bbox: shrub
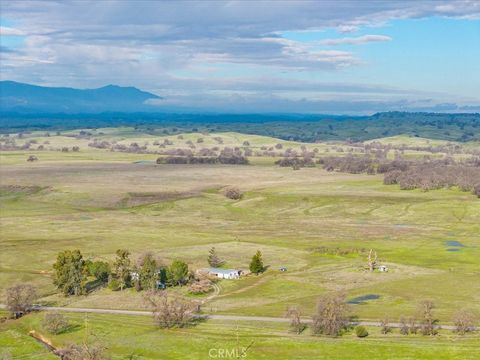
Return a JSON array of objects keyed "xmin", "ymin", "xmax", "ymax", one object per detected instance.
[
  {"xmin": 225, "ymin": 187, "xmax": 242, "ymax": 200},
  {"xmin": 188, "ymin": 279, "xmax": 213, "ymax": 294},
  {"xmin": 60, "ymin": 342, "xmax": 107, "ymax": 360},
  {"xmin": 473, "ymin": 183, "xmax": 480, "ymax": 198},
  {"xmin": 42, "ymin": 312, "xmax": 70, "ymax": 334},
  {"xmin": 355, "ymin": 326, "xmax": 368, "ymax": 338},
  {"xmin": 87, "ymin": 261, "xmax": 110, "ymax": 283},
  {"xmin": 108, "ymin": 277, "xmax": 120, "ymax": 291}
]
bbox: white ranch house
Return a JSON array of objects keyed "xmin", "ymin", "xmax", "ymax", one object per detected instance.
[{"xmin": 208, "ymin": 268, "xmax": 242, "ymax": 279}]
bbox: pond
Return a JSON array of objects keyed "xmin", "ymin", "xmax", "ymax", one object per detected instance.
[
  {"xmin": 445, "ymin": 240, "xmax": 464, "ymax": 247},
  {"xmin": 347, "ymin": 294, "xmax": 380, "ymax": 305},
  {"xmin": 445, "ymin": 240, "xmax": 465, "ymax": 252},
  {"xmin": 133, "ymin": 160, "xmax": 156, "ymax": 164}
]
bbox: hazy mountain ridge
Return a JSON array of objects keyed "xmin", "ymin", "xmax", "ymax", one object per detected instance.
[
  {"xmin": 0, "ymin": 81, "xmax": 161, "ymax": 113},
  {"xmin": 1, "ymin": 82, "xmax": 479, "ymax": 142}
]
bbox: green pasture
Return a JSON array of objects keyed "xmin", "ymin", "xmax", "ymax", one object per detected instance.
[
  {"xmin": 1, "ymin": 130, "xmax": 479, "ymax": 358},
  {"xmin": 1, "ymin": 312, "xmax": 479, "ymax": 359}
]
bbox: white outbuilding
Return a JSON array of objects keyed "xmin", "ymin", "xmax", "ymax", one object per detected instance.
[{"xmin": 208, "ymin": 268, "xmax": 242, "ymax": 279}]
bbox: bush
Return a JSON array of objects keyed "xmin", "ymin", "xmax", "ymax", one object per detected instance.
[
  {"xmin": 225, "ymin": 187, "xmax": 242, "ymax": 200},
  {"xmin": 60, "ymin": 342, "xmax": 107, "ymax": 360},
  {"xmin": 108, "ymin": 277, "xmax": 120, "ymax": 291},
  {"xmin": 87, "ymin": 261, "xmax": 110, "ymax": 283},
  {"xmin": 355, "ymin": 326, "xmax": 368, "ymax": 338},
  {"xmin": 42, "ymin": 312, "xmax": 70, "ymax": 334},
  {"xmin": 473, "ymin": 183, "xmax": 480, "ymax": 198},
  {"xmin": 188, "ymin": 279, "xmax": 213, "ymax": 294}
]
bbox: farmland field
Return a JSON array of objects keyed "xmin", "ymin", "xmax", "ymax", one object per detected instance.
[{"xmin": 1, "ymin": 128, "xmax": 479, "ymax": 359}]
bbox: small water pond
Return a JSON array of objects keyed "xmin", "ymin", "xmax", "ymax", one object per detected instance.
[
  {"xmin": 347, "ymin": 294, "xmax": 380, "ymax": 305},
  {"xmin": 445, "ymin": 240, "xmax": 465, "ymax": 252},
  {"xmin": 133, "ymin": 160, "xmax": 156, "ymax": 164},
  {"xmin": 445, "ymin": 240, "xmax": 464, "ymax": 247}
]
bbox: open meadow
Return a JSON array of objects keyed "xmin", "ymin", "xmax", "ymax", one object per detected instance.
[{"xmin": 1, "ymin": 128, "xmax": 479, "ymax": 358}]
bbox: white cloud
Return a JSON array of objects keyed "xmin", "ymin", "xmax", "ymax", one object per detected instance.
[
  {"xmin": 320, "ymin": 34, "xmax": 392, "ymax": 46},
  {"xmin": 336, "ymin": 25, "xmax": 360, "ymax": 33},
  {"xmin": 0, "ymin": 26, "xmax": 25, "ymax": 36},
  {"xmin": 0, "ymin": 0, "xmax": 479, "ymax": 112}
]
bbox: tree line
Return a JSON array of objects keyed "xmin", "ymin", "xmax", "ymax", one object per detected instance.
[
  {"xmin": 315, "ymin": 154, "xmax": 480, "ymax": 196},
  {"xmin": 286, "ymin": 292, "xmax": 477, "ymax": 337}
]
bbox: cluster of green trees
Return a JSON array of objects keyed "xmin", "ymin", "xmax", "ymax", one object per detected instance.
[
  {"xmin": 52, "ymin": 249, "xmax": 190, "ymax": 296},
  {"xmin": 207, "ymin": 247, "xmax": 265, "ymax": 275}
]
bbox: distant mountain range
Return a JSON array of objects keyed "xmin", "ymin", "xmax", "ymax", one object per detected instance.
[{"xmin": 0, "ymin": 81, "xmax": 162, "ymax": 113}]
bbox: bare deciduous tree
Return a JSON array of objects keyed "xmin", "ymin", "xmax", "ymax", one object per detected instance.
[
  {"xmin": 366, "ymin": 249, "xmax": 377, "ymax": 272},
  {"xmin": 285, "ymin": 306, "xmax": 305, "ymax": 334},
  {"xmin": 418, "ymin": 300, "xmax": 437, "ymax": 335},
  {"xmin": 60, "ymin": 342, "xmax": 109, "ymax": 360},
  {"xmin": 5, "ymin": 284, "xmax": 37, "ymax": 318},
  {"xmin": 409, "ymin": 317, "xmax": 418, "ymax": 334},
  {"xmin": 380, "ymin": 316, "xmax": 391, "ymax": 334},
  {"xmin": 143, "ymin": 290, "xmax": 197, "ymax": 328},
  {"xmin": 399, "ymin": 316, "xmax": 409, "ymax": 335},
  {"xmin": 311, "ymin": 292, "xmax": 349, "ymax": 336},
  {"xmin": 453, "ymin": 309, "xmax": 476, "ymax": 335}
]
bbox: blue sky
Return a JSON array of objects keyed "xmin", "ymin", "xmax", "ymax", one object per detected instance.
[
  {"xmin": 281, "ymin": 17, "xmax": 480, "ymax": 98},
  {"xmin": 1, "ymin": 0, "xmax": 479, "ymax": 114}
]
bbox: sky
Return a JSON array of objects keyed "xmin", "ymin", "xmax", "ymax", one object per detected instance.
[{"xmin": 0, "ymin": 0, "xmax": 479, "ymax": 114}]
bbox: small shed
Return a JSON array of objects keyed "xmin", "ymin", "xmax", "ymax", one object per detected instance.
[
  {"xmin": 378, "ymin": 265, "xmax": 389, "ymax": 272},
  {"xmin": 208, "ymin": 268, "xmax": 242, "ymax": 279}
]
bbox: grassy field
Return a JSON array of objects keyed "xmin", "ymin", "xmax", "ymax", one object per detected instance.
[
  {"xmin": 1, "ymin": 311, "xmax": 480, "ymax": 360},
  {"xmin": 1, "ymin": 128, "xmax": 479, "ymax": 358}
]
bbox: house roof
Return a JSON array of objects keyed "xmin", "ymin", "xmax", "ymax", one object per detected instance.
[{"xmin": 208, "ymin": 268, "xmax": 240, "ymax": 275}]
